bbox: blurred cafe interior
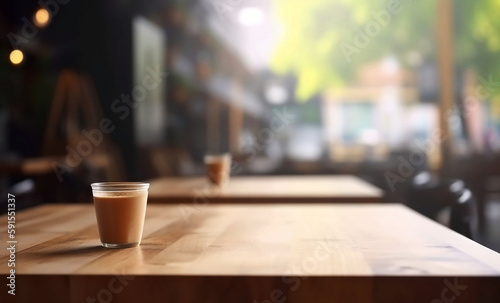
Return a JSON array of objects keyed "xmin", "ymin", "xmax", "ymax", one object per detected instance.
[{"xmin": 1, "ymin": 0, "xmax": 500, "ymax": 301}]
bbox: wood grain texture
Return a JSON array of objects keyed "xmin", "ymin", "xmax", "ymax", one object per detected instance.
[
  {"xmin": 148, "ymin": 175, "xmax": 384, "ymax": 203},
  {"xmin": 1, "ymin": 203, "xmax": 500, "ymax": 303}
]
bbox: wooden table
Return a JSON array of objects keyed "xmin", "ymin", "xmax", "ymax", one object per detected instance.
[
  {"xmin": 0, "ymin": 156, "xmax": 62, "ymax": 175},
  {"xmin": 1, "ymin": 203, "xmax": 500, "ymax": 303},
  {"xmin": 148, "ymin": 175, "xmax": 384, "ymax": 203}
]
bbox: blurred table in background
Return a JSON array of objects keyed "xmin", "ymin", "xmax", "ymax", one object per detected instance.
[
  {"xmin": 148, "ymin": 175, "xmax": 384, "ymax": 203},
  {"xmin": 0, "ymin": 156, "xmax": 62, "ymax": 176},
  {"xmin": 2, "ymin": 203, "xmax": 499, "ymax": 302}
]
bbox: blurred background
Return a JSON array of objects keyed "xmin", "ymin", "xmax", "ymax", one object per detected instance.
[{"xmin": 1, "ymin": 0, "xmax": 500, "ymax": 250}]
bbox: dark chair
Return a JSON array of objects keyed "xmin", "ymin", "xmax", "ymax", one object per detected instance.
[
  {"xmin": 449, "ymin": 188, "xmax": 477, "ymax": 239},
  {"xmin": 406, "ymin": 171, "xmax": 478, "ymax": 239}
]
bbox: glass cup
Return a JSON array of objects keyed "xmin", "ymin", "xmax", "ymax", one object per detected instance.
[
  {"xmin": 91, "ymin": 182, "xmax": 149, "ymax": 248},
  {"xmin": 204, "ymin": 153, "xmax": 231, "ymax": 186}
]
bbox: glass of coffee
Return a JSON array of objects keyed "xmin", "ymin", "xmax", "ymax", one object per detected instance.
[
  {"xmin": 204, "ymin": 153, "xmax": 231, "ymax": 186},
  {"xmin": 91, "ymin": 182, "xmax": 149, "ymax": 248}
]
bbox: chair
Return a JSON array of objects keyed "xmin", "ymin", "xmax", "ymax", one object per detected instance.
[
  {"xmin": 449, "ymin": 188, "xmax": 477, "ymax": 239},
  {"xmin": 407, "ymin": 171, "xmax": 478, "ymax": 239}
]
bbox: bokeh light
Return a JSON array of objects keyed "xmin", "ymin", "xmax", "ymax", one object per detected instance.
[
  {"xmin": 9, "ymin": 49, "xmax": 24, "ymax": 65},
  {"xmin": 34, "ymin": 8, "xmax": 50, "ymax": 27},
  {"xmin": 238, "ymin": 7, "xmax": 264, "ymax": 27}
]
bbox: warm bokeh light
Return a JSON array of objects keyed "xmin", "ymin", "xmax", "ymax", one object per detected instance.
[
  {"xmin": 34, "ymin": 8, "xmax": 50, "ymax": 27},
  {"xmin": 9, "ymin": 49, "xmax": 24, "ymax": 65}
]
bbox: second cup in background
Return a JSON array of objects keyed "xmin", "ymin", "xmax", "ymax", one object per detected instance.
[{"xmin": 204, "ymin": 153, "xmax": 231, "ymax": 186}]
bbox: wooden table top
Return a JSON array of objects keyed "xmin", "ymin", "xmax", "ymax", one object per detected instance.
[
  {"xmin": 1, "ymin": 203, "xmax": 499, "ymax": 303},
  {"xmin": 148, "ymin": 175, "xmax": 384, "ymax": 203}
]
